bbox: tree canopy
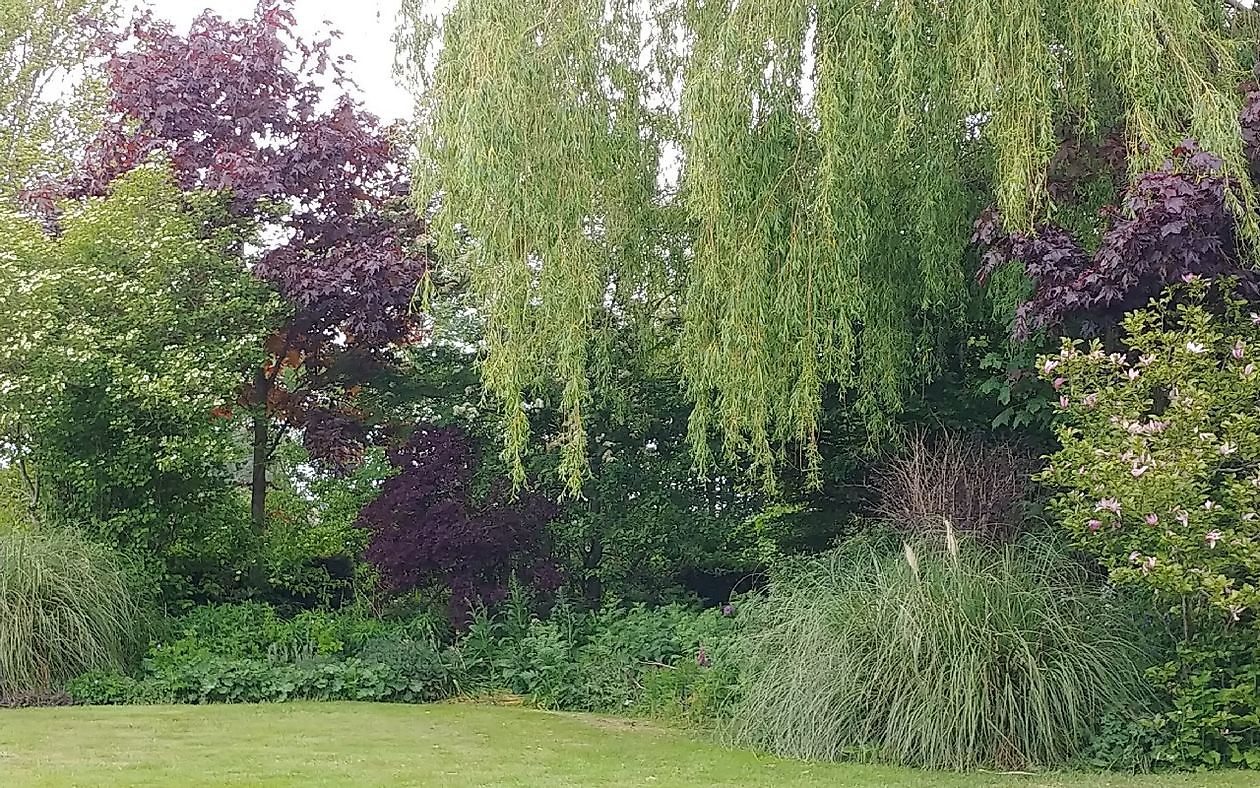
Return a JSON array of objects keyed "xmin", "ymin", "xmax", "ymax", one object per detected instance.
[{"xmin": 401, "ymin": 0, "xmax": 1260, "ymax": 493}]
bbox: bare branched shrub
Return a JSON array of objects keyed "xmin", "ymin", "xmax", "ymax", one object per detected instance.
[{"xmin": 871, "ymin": 431, "xmax": 1037, "ymax": 542}]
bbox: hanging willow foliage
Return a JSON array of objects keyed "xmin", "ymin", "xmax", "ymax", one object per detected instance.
[{"xmin": 400, "ymin": 0, "xmax": 1260, "ymax": 494}]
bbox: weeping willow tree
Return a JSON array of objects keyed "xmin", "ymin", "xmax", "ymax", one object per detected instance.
[{"xmin": 400, "ymin": 0, "xmax": 1260, "ymax": 494}]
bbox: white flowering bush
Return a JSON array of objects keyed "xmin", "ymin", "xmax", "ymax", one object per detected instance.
[{"xmin": 1040, "ymin": 283, "xmax": 1260, "ymax": 623}]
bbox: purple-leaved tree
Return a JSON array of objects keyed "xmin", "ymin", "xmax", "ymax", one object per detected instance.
[{"xmin": 61, "ymin": 0, "xmax": 429, "ymax": 533}]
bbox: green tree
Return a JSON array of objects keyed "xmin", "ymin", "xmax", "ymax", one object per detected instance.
[
  {"xmin": 401, "ymin": 0, "xmax": 1260, "ymax": 492},
  {"xmin": 0, "ymin": 0, "xmax": 115, "ymax": 197},
  {"xmin": 0, "ymin": 165, "xmax": 281, "ymax": 593}
]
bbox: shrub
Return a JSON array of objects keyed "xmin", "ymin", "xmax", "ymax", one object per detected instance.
[
  {"xmin": 871, "ymin": 430, "xmax": 1036, "ymax": 541},
  {"xmin": 357, "ymin": 426, "xmax": 560, "ymax": 619},
  {"xmin": 731, "ymin": 535, "xmax": 1152, "ymax": 770},
  {"xmin": 0, "ymin": 527, "xmax": 148, "ymax": 697},
  {"xmin": 1039, "ymin": 284, "xmax": 1260, "ymax": 626},
  {"xmin": 1038, "ymin": 284, "xmax": 1260, "ymax": 769}
]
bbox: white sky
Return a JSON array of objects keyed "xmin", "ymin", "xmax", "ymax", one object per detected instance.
[{"xmin": 141, "ymin": 0, "xmax": 415, "ymax": 121}]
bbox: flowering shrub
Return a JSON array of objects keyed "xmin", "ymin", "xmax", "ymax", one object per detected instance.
[{"xmin": 1040, "ymin": 283, "xmax": 1260, "ymax": 624}]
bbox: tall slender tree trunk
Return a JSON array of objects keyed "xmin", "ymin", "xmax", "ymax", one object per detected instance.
[{"xmin": 250, "ymin": 411, "xmax": 268, "ymax": 534}]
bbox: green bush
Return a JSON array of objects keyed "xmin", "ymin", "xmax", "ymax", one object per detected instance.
[
  {"xmin": 0, "ymin": 527, "xmax": 149, "ymax": 697},
  {"xmin": 1040, "ymin": 285, "xmax": 1260, "ymax": 626},
  {"xmin": 65, "ymin": 589, "xmax": 740, "ymax": 724},
  {"xmin": 731, "ymin": 535, "xmax": 1152, "ymax": 770}
]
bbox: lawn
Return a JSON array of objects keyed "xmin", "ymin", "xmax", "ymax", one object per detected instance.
[{"xmin": 0, "ymin": 702, "xmax": 1253, "ymax": 788}]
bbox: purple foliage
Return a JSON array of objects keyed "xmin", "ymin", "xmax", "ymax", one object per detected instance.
[
  {"xmin": 59, "ymin": 0, "xmax": 427, "ymax": 463},
  {"xmin": 358, "ymin": 426, "xmax": 561, "ymax": 618},
  {"xmin": 977, "ymin": 142, "xmax": 1260, "ymax": 339}
]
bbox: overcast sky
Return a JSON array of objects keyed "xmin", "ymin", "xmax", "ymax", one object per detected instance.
[{"xmin": 142, "ymin": 0, "xmax": 418, "ymax": 121}]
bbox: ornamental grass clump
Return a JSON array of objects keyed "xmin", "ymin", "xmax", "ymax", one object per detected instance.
[
  {"xmin": 0, "ymin": 527, "xmax": 146, "ymax": 696},
  {"xmin": 731, "ymin": 530, "xmax": 1151, "ymax": 770}
]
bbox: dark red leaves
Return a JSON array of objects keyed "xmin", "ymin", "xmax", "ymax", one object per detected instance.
[
  {"xmin": 358, "ymin": 427, "xmax": 561, "ymax": 618},
  {"xmin": 976, "ymin": 142, "xmax": 1260, "ymax": 339},
  {"xmin": 75, "ymin": 0, "xmax": 428, "ymax": 466}
]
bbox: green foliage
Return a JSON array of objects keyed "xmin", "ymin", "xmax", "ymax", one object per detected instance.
[
  {"xmin": 402, "ymin": 0, "xmax": 1258, "ymax": 492},
  {"xmin": 260, "ymin": 444, "xmax": 389, "ymax": 607},
  {"xmin": 0, "ymin": 166, "xmax": 282, "ymax": 594},
  {"xmin": 731, "ymin": 537, "xmax": 1152, "ymax": 770},
  {"xmin": 0, "ymin": 526, "xmax": 149, "ymax": 696},
  {"xmin": 0, "ymin": 0, "xmax": 115, "ymax": 196},
  {"xmin": 1143, "ymin": 626, "xmax": 1260, "ymax": 770},
  {"xmin": 68, "ymin": 591, "xmax": 739, "ymax": 724},
  {"xmin": 1040, "ymin": 285, "xmax": 1260, "ymax": 622}
]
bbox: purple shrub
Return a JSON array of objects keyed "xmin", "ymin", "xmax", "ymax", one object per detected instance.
[{"xmin": 358, "ymin": 426, "xmax": 560, "ymax": 618}]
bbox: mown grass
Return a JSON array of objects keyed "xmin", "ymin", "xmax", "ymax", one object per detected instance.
[{"xmin": 0, "ymin": 703, "xmax": 1256, "ymax": 787}]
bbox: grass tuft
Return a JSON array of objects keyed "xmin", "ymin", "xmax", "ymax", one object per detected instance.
[
  {"xmin": 731, "ymin": 536, "xmax": 1151, "ymax": 770},
  {"xmin": 0, "ymin": 527, "xmax": 145, "ymax": 695}
]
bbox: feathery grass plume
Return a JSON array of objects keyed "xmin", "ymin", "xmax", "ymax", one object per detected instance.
[
  {"xmin": 0, "ymin": 527, "xmax": 147, "ymax": 696},
  {"xmin": 901, "ymin": 542, "xmax": 919, "ymax": 577},
  {"xmin": 731, "ymin": 537, "xmax": 1152, "ymax": 770}
]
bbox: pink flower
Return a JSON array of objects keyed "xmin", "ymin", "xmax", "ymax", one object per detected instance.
[
  {"xmin": 1231, "ymin": 604, "xmax": 1246, "ymax": 622},
  {"xmin": 1088, "ymin": 519, "xmax": 1102, "ymax": 533},
  {"xmin": 1243, "ymin": 513, "xmax": 1257, "ymax": 522},
  {"xmin": 1145, "ymin": 513, "xmax": 1159, "ymax": 526},
  {"xmin": 1182, "ymin": 273, "xmax": 1201, "ymax": 283},
  {"xmin": 1186, "ymin": 341, "xmax": 1206, "ymax": 354},
  {"xmin": 1058, "ymin": 395, "xmax": 1070, "ymax": 409},
  {"xmin": 1131, "ymin": 465, "xmax": 1149, "ymax": 478},
  {"xmin": 1108, "ymin": 353, "xmax": 1127, "ymax": 366},
  {"xmin": 1096, "ymin": 498, "xmax": 1121, "ymax": 515},
  {"xmin": 1233, "ymin": 342, "xmax": 1246, "ymax": 361},
  {"xmin": 1083, "ymin": 392, "xmax": 1099, "ymax": 408},
  {"xmin": 1138, "ymin": 354, "xmax": 1157, "ymax": 367},
  {"xmin": 1245, "ymin": 363, "xmax": 1256, "ymax": 378},
  {"xmin": 1126, "ymin": 368, "xmax": 1140, "ymax": 381},
  {"xmin": 1042, "ymin": 359, "xmax": 1060, "ymax": 375},
  {"xmin": 1204, "ymin": 500, "xmax": 1218, "ymax": 510},
  {"xmin": 1176, "ymin": 509, "xmax": 1190, "ymax": 527},
  {"xmin": 1220, "ymin": 443, "xmax": 1237, "ymax": 456},
  {"xmin": 1053, "ymin": 376, "xmax": 1067, "ymax": 391},
  {"xmin": 1251, "ymin": 312, "xmax": 1260, "ymax": 326},
  {"xmin": 1142, "ymin": 556, "xmax": 1157, "ymax": 573},
  {"xmin": 1128, "ymin": 551, "xmax": 1142, "ymax": 563},
  {"xmin": 1206, "ymin": 530, "xmax": 1223, "ymax": 549}
]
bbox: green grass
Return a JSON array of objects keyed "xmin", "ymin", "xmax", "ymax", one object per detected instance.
[{"xmin": 0, "ymin": 703, "xmax": 1255, "ymax": 787}]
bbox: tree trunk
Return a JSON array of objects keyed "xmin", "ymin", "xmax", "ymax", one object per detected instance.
[{"xmin": 250, "ymin": 411, "xmax": 268, "ymax": 535}]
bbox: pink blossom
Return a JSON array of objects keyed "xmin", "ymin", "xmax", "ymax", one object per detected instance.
[
  {"xmin": 1182, "ymin": 273, "xmax": 1201, "ymax": 283},
  {"xmin": 1206, "ymin": 530, "xmax": 1223, "ymax": 548},
  {"xmin": 1083, "ymin": 392, "xmax": 1099, "ymax": 408},
  {"xmin": 1042, "ymin": 359, "xmax": 1060, "ymax": 375},
  {"xmin": 1231, "ymin": 604, "xmax": 1246, "ymax": 622},
  {"xmin": 1186, "ymin": 341, "xmax": 1206, "ymax": 354},
  {"xmin": 1126, "ymin": 368, "xmax": 1140, "ymax": 381},
  {"xmin": 1138, "ymin": 354, "xmax": 1157, "ymax": 367},
  {"xmin": 1128, "ymin": 551, "xmax": 1142, "ymax": 563},
  {"xmin": 1145, "ymin": 513, "xmax": 1159, "ymax": 526},
  {"xmin": 1251, "ymin": 312, "xmax": 1260, "ymax": 326},
  {"xmin": 1096, "ymin": 498, "xmax": 1121, "ymax": 515},
  {"xmin": 1220, "ymin": 443, "xmax": 1237, "ymax": 456},
  {"xmin": 1242, "ymin": 513, "xmax": 1257, "ymax": 522},
  {"xmin": 1234, "ymin": 342, "xmax": 1246, "ymax": 361},
  {"xmin": 1131, "ymin": 465, "xmax": 1149, "ymax": 478},
  {"xmin": 1204, "ymin": 500, "xmax": 1218, "ymax": 510},
  {"xmin": 1142, "ymin": 556, "xmax": 1157, "ymax": 573},
  {"xmin": 1058, "ymin": 395, "xmax": 1069, "ymax": 409},
  {"xmin": 1088, "ymin": 519, "xmax": 1102, "ymax": 533},
  {"xmin": 1108, "ymin": 353, "xmax": 1127, "ymax": 366},
  {"xmin": 1052, "ymin": 376, "xmax": 1067, "ymax": 391},
  {"xmin": 1176, "ymin": 509, "xmax": 1190, "ymax": 527},
  {"xmin": 1245, "ymin": 363, "xmax": 1256, "ymax": 378}
]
